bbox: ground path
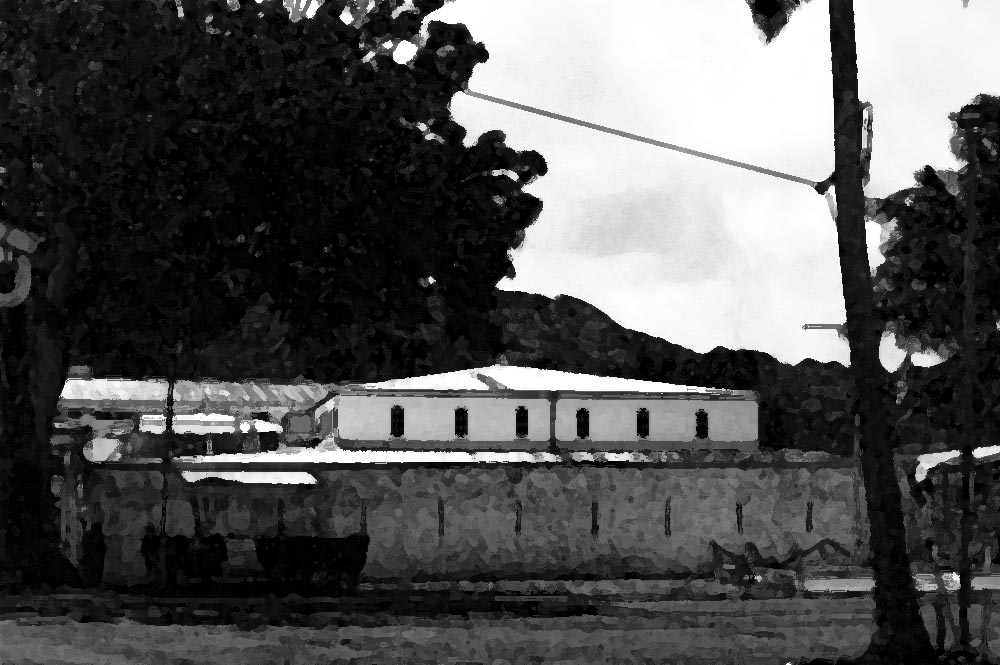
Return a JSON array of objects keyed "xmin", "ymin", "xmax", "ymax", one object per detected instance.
[{"xmin": 0, "ymin": 579, "xmax": 994, "ymax": 664}]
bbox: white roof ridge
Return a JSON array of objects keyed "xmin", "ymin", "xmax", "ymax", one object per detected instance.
[{"xmin": 344, "ymin": 364, "xmax": 742, "ymax": 395}]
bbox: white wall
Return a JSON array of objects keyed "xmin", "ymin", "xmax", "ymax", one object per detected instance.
[
  {"xmin": 337, "ymin": 393, "xmax": 758, "ymax": 450},
  {"xmin": 554, "ymin": 397, "xmax": 758, "ymax": 446},
  {"xmin": 337, "ymin": 394, "xmax": 552, "ymax": 448}
]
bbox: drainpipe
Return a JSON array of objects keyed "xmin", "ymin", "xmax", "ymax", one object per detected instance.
[{"xmin": 548, "ymin": 391, "xmax": 559, "ymax": 453}]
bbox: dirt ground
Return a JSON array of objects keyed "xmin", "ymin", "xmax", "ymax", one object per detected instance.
[{"xmin": 0, "ymin": 595, "xmax": 990, "ymax": 665}]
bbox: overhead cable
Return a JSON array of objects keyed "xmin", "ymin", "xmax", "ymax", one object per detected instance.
[{"xmin": 463, "ymin": 89, "xmax": 819, "ymax": 188}]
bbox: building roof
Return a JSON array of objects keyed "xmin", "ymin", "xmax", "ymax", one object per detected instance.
[
  {"xmin": 916, "ymin": 444, "xmax": 1000, "ymax": 481},
  {"xmin": 172, "ymin": 381, "xmax": 332, "ymax": 411},
  {"xmin": 60, "ymin": 379, "xmax": 169, "ymax": 410},
  {"xmin": 59, "ymin": 378, "xmax": 334, "ymax": 413},
  {"xmin": 343, "ymin": 365, "xmax": 749, "ymax": 397}
]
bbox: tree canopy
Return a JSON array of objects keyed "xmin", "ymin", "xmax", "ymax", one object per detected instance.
[
  {"xmin": 2, "ymin": 0, "xmax": 546, "ymax": 383},
  {"xmin": 874, "ymin": 95, "xmax": 1000, "ymax": 457},
  {"xmin": 744, "ymin": 0, "xmax": 811, "ymax": 43},
  {"xmin": 0, "ymin": 0, "xmax": 545, "ymax": 580},
  {"xmin": 875, "ymin": 95, "xmax": 1000, "ymax": 360}
]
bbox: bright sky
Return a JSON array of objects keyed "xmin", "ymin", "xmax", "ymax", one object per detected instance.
[{"xmin": 419, "ymin": 0, "xmax": 1000, "ymax": 370}]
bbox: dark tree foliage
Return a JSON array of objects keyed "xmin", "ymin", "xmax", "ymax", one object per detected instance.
[
  {"xmin": 875, "ymin": 95, "xmax": 1000, "ymax": 438},
  {"xmin": 872, "ymin": 95, "xmax": 1000, "ymax": 660},
  {"xmin": 0, "ymin": 0, "xmax": 544, "ymax": 583},
  {"xmin": 876, "ymin": 98, "xmax": 1000, "ymax": 351},
  {"xmin": 745, "ymin": 0, "xmax": 811, "ymax": 43},
  {"xmin": 876, "ymin": 167, "xmax": 969, "ymax": 357}
]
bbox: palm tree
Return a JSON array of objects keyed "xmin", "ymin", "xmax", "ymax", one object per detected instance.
[{"xmin": 746, "ymin": 0, "xmax": 935, "ymax": 660}]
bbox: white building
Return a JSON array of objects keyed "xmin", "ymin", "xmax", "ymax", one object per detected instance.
[{"xmin": 334, "ymin": 365, "xmax": 758, "ymax": 452}]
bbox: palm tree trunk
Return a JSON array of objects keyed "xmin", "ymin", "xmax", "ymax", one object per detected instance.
[{"xmin": 827, "ymin": 0, "xmax": 934, "ymax": 659}]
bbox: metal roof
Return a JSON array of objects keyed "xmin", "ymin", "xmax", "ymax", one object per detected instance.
[
  {"xmin": 916, "ymin": 445, "xmax": 1000, "ymax": 481},
  {"xmin": 59, "ymin": 379, "xmax": 334, "ymax": 412},
  {"xmin": 343, "ymin": 365, "xmax": 748, "ymax": 397},
  {"xmin": 59, "ymin": 379, "xmax": 168, "ymax": 411}
]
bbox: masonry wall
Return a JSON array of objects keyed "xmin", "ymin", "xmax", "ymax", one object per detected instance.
[{"xmin": 78, "ymin": 461, "xmax": 864, "ymax": 586}]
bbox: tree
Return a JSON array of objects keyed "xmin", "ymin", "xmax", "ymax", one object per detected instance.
[
  {"xmin": 875, "ymin": 96, "xmax": 1000, "ymax": 651},
  {"xmin": 0, "ymin": 0, "xmax": 544, "ymax": 584},
  {"xmin": 746, "ymin": 0, "xmax": 935, "ymax": 660},
  {"xmin": 0, "ymin": 0, "xmax": 248, "ymax": 583}
]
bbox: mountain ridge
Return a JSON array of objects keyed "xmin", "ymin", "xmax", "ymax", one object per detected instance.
[
  {"xmin": 167, "ymin": 287, "xmax": 974, "ymax": 455},
  {"xmin": 493, "ymin": 290, "xmax": 858, "ymax": 454}
]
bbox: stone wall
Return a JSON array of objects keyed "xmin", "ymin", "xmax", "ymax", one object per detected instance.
[{"xmin": 73, "ymin": 456, "xmax": 866, "ymax": 586}]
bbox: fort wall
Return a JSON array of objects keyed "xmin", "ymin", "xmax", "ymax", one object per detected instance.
[{"xmin": 71, "ymin": 456, "xmax": 867, "ymax": 585}]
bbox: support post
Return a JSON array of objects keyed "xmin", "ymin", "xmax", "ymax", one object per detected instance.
[{"xmin": 982, "ymin": 589, "xmax": 992, "ymax": 660}]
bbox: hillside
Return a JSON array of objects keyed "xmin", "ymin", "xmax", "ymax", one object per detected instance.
[
  {"xmin": 493, "ymin": 290, "xmax": 864, "ymax": 454},
  {"xmin": 163, "ymin": 287, "xmax": 980, "ymax": 455}
]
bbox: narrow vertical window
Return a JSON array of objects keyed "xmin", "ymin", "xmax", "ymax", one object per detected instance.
[
  {"xmin": 664, "ymin": 497, "xmax": 672, "ymax": 538},
  {"xmin": 695, "ymin": 409, "xmax": 709, "ymax": 440},
  {"xmin": 437, "ymin": 496, "xmax": 445, "ymax": 539},
  {"xmin": 515, "ymin": 499, "xmax": 523, "ymax": 536},
  {"xmin": 736, "ymin": 502, "xmax": 744, "ymax": 535},
  {"xmin": 806, "ymin": 501, "xmax": 814, "ymax": 533},
  {"xmin": 591, "ymin": 501, "xmax": 599, "ymax": 537},
  {"xmin": 454, "ymin": 407, "xmax": 469, "ymax": 438},
  {"xmin": 576, "ymin": 408, "xmax": 590, "ymax": 439},
  {"xmin": 515, "ymin": 406, "xmax": 529, "ymax": 439},
  {"xmin": 637, "ymin": 408, "xmax": 650, "ymax": 439},
  {"xmin": 390, "ymin": 405, "xmax": 404, "ymax": 438}
]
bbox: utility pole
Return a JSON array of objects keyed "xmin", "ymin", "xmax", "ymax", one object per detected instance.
[
  {"xmin": 803, "ymin": 322, "xmax": 865, "ymax": 567},
  {"xmin": 956, "ymin": 102, "xmax": 985, "ymax": 649},
  {"xmin": 825, "ymin": 0, "xmax": 933, "ymax": 657}
]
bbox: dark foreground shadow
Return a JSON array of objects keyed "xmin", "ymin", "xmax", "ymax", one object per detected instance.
[{"xmin": 137, "ymin": 532, "xmax": 369, "ymax": 593}]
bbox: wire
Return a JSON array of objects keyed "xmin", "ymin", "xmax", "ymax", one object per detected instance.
[{"xmin": 462, "ymin": 89, "xmax": 819, "ymax": 188}]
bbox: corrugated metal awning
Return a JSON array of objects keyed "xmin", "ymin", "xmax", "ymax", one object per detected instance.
[
  {"xmin": 59, "ymin": 379, "xmax": 168, "ymax": 412},
  {"xmin": 59, "ymin": 379, "xmax": 333, "ymax": 414}
]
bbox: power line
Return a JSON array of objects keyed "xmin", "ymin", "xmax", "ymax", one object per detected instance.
[{"xmin": 463, "ymin": 89, "xmax": 818, "ymax": 189}]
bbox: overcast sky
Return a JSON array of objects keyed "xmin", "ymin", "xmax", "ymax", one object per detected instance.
[{"xmin": 415, "ymin": 0, "xmax": 1000, "ymax": 369}]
